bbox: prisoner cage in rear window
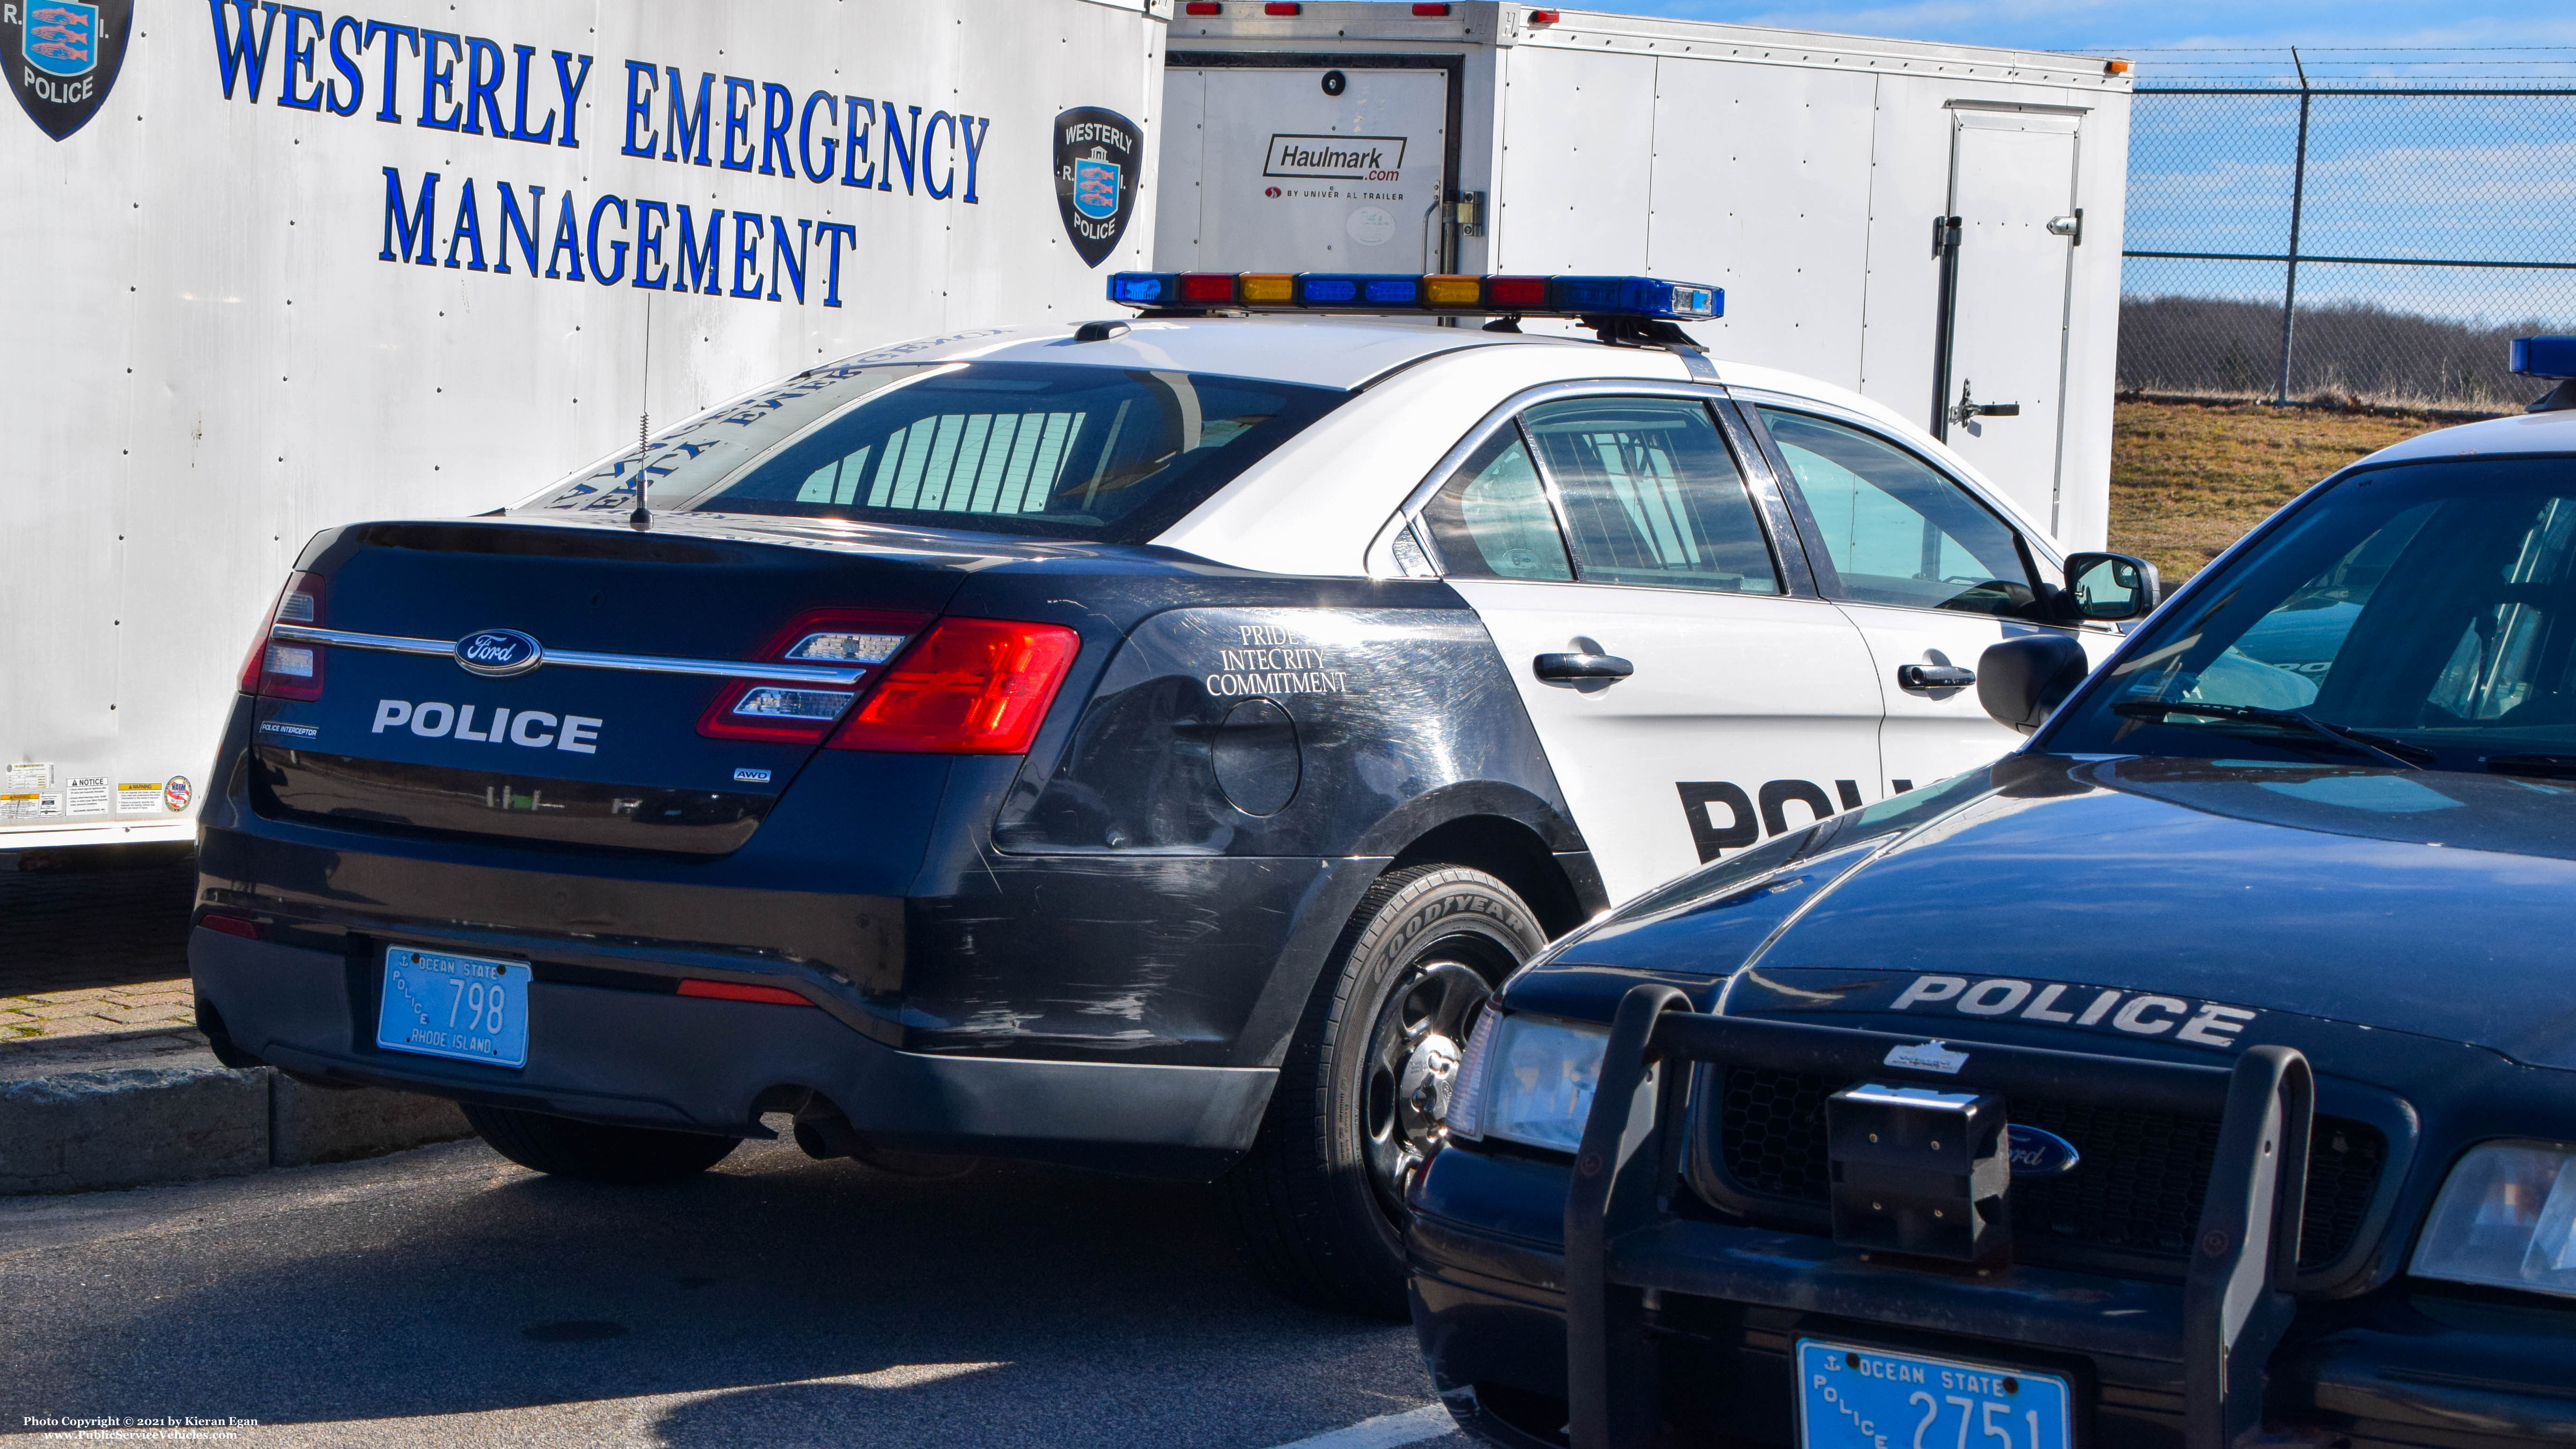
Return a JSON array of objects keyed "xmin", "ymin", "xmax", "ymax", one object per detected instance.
[{"xmin": 684, "ymin": 363, "xmax": 1345, "ymax": 543}]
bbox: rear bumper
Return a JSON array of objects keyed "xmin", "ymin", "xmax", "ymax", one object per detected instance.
[
  {"xmin": 191, "ymin": 929, "xmax": 1274, "ymax": 1176},
  {"xmin": 1407, "ymin": 1150, "xmax": 2576, "ymax": 1449},
  {"xmin": 196, "ymin": 728, "xmax": 1388, "ymax": 1068}
]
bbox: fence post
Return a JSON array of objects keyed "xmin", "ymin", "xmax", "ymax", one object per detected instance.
[{"xmin": 2276, "ymin": 49, "xmax": 2314, "ymax": 403}]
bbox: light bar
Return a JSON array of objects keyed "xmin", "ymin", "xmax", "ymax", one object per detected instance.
[
  {"xmin": 2512, "ymin": 336, "xmax": 2576, "ymax": 380},
  {"xmin": 1104, "ymin": 272, "xmax": 1724, "ymax": 322}
]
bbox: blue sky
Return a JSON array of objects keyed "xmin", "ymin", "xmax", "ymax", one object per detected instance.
[
  {"xmin": 1568, "ymin": 1, "xmax": 2576, "ymax": 60},
  {"xmin": 1571, "ymin": 2, "xmax": 2576, "ymax": 328}
]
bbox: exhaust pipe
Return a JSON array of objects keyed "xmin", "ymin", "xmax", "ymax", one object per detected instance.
[{"xmin": 791, "ymin": 1098, "xmax": 977, "ymax": 1179}]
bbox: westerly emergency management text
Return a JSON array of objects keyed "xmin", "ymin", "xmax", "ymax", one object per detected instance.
[{"xmin": 1, "ymin": 0, "xmax": 1165, "ymax": 853}]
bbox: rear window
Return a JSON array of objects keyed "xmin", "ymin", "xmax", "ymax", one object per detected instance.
[{"xmin": 527, "ymin": 362, "xmax": 1343, "ymax": 544}]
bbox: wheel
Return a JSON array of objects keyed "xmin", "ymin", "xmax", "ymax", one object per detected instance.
[
  {"xmin": 461, "ymin": 1102, "xmax": 740, "ymax": 1184},
  {"xmin": 1226, "ymin": 864, "xmax": 1549, "ymax": 1317}
]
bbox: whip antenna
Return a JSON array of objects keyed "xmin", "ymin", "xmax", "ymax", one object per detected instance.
[{"xmin": 630, "ymin": 297, "xmax": 655, "ymax": 531}]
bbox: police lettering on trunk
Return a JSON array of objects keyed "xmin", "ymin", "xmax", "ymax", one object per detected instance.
[{"xmin": 371, "ymin": 699, "xmax": 601, "ymax": 753}]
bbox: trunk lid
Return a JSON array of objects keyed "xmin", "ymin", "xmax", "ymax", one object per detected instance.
[{"xmin": 249, "ymin": 516, "xmax": 975, "ymax": 855}]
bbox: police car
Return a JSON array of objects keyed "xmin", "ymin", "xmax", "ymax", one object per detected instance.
[
  {"xmin": 1408, "ymin": 340, "xmax": 2576, "ymax": 1445},
  {"xmin": 189, "ymin": 271, "xmax": 2146, "ymax": 1315}
]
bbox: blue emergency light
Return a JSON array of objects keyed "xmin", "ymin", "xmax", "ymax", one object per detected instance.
[
  {"xmin": 1106, "ymin": 271, "xmax": 1724, "ymax": 322},
  {"xmin": 2511, "ymin": 336, "xmax": 2576, "ymax": 380}
]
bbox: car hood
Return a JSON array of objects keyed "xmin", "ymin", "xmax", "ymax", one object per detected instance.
[{"xmin": 1536, "ymin": 756, "xmax": 2576, "ymax": 1069}]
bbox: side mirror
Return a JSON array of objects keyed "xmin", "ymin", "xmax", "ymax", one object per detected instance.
[
  {"xmin": 1978, "ymin": 634, "xmax": 2091, "ymax": 735},
  {"xmin": 2062, "ymin": 552, "xmax": 2162, "ymax": 623}
]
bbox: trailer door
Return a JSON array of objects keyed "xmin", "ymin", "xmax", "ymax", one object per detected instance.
[
  {"xmin": 1157, "ymin": 55, "xmax": 1456, "ymax": 275},
  {"xmin": 1933, "ymin": 107, "xmax": 2084, "ymax": 538}
]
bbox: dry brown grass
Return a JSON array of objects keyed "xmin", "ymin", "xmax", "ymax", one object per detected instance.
[{"xmin": 2108, "ymin": 400, "xmax": 2445, "ymax": 583}]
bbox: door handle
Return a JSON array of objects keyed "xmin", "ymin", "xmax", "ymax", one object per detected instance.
[
  {"xmin": 1535, "ymin": 652, "xmax": 1634, "ymax": 682},
  {"xmin": 1898, "ymin": 663, "xmax": 1976, "ymax": 691},
  {"xmin": 1949, "ymin": 381, "xmax": 2021, "ymax": 428}
]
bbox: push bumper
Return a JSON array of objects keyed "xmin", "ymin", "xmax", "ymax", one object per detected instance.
[
  {"xmin": 1410, "ymin": 1164, "xmax": 2576, "ymax": 1449},
  {"xmin": 1409, "ymin": 974, "xmax": 2576, "ymax": 1449},
  {"xmin": 190, "ymin": 929, "xmax": 1275, "ymax": 1177}
]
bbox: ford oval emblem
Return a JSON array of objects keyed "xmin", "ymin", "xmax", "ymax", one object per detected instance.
[
  {"xmin": 454, "ymin": 628, "xmax": 543, "ymax": 678},
  {"xmin": 2006, "ymin": 1125, "xmax": 2082, "ymax": 1179}
]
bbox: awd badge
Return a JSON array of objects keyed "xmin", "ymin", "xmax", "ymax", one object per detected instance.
[
  {"xmin": 1052, "ymin": 106, "xmax": 1143, "ymax": 268},
  {"xmin": 5, "ymin": 0, "xmax": 131, "ymax": 141}
]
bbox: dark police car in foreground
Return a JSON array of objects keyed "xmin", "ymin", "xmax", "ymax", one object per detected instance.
[
  {"xmin": 191, "ymin": 273, "xmax": 2145, "ymax": 1314},
  {"xmin": 1408, "ymin": 341, "xmax": 2576, "ymax": 1448}
]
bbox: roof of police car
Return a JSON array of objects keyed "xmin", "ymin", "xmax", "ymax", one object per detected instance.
[
  {"xmin": 841, "ymin": 316, "xmax": 1677, "ymax": 391},
  {"xmin": 2358, "ymin": 402, "xmax": 2576, "ymax": 466}
]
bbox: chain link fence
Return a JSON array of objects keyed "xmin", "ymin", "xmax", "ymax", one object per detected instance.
[{"xmin": 2118, "ymin": 54, "xmax": 2576, "ymax": 412}]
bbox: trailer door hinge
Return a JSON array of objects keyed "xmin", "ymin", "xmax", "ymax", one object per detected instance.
[
  {"xmin": 1454, "ymin": 189, "xmax": 1486, "ymax": 238},
  {"xmin": 2047, "ymin": 208, "xmax": 2084, "ymax": 245}
]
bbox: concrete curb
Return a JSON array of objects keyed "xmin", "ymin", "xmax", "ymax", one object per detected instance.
[{"xmin": 0, "ymin": 1064, "xmax": 471, "ymax": 1195}]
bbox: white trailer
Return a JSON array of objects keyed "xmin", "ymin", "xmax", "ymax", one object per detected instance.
[
  {"xmin": 1154, "ymin": 2, "xmax": 2130, "ymax": 546},
  {"xmin": 3, "ymin": 0, "xmax": 1172, "ymax": 853}
]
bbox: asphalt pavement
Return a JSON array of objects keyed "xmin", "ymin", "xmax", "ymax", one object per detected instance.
[{"xmin": 1, "ymin": 1132, "xmax": 1475, "ymax": 1449}]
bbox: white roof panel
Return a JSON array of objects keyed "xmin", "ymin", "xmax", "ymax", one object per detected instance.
[
  {"xmin": 829, "ymin": 317, "xmax": 1597, "ymax": 391},
  {"xmin": 2360, "ymin": 406, "xmax": 2576, "ymax": 466}
]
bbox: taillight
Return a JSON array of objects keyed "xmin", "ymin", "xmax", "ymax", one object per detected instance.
[
  {"xmin": 238, "ymin": 572, "xmax": 325, "ymax": 701},
  {"xmin": 828, "ymin": 618, "xmax": 1080, "ymax": 755},
  {"xmin": 697, "ymin": 608, "xmax": 926, "ymax": 744}
]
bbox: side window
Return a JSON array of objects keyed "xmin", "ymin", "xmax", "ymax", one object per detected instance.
[
  {"xmin": 1520, "ymin": 397, "xmax": 1781, "ymax": 595},
  {"xmin": 1420, "ymin": 427, "xmax": 1574, "ymax": 581},
  {"xmin": 1758, "ymin": 408, "xmax": 2037, "ymax": 617}
]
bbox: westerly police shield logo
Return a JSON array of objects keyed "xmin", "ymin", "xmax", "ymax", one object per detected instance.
[
  {"xmin": 1053, "ymin": 107, "xmax": 1142, "ymax": 269},
  {"xmin": 5, "ymin": 0, "xmax": 131, "ymax": 141}
]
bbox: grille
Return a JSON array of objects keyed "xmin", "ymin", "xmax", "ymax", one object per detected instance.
[{"xmin": 1711, "ymin": 1067, "xmax": 2387, "ymax": 1272}]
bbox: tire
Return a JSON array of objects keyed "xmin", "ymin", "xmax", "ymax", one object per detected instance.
[
  {"xmin": 1226, "ymin": 864, "xmax": 1549, "ymax": 1317},
  {"xmin": 461, "ymin": 1103, "xmax": 741, "ymax": 1184}
]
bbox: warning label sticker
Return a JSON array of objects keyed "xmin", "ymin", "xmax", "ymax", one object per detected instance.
[
  {"xmin": 118, "ymin": 783, "xmax": 163, "ymax": 815},
  {"xmin": 67, "ymin": 777, "xmax": 111, "ymax": 817}
]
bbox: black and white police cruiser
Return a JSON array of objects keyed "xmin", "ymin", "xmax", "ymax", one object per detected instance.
[
  {"xmin": 1408, "ymin": 338, "xmax": 2576, "ymax": 1445},
  {"xmin": 191, "ymin": 270, "xmax": 2152, "ymax": 1314}
]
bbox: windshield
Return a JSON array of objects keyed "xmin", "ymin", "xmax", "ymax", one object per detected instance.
[
  {"xmin": 524, "ymin": 361, "xmax": 1344, "ymax": 544},
  {"xmin": 2048, "ymin": 455, "xmax": 2576, "ymax": 777}
]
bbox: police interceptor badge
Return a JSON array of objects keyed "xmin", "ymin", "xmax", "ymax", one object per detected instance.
[
  {"xmin": 5, "ymin": 0, "xmax": 129, "ymax": 141},
  {"xmin": 1053, "ymin": 106, "xmax": 1141, "ymax": 268}
]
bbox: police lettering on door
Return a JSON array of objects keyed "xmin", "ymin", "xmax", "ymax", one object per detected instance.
[{"xmin": 1677, "ymin": 777, "xmax": 1905, "ymax": 863}]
